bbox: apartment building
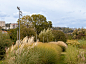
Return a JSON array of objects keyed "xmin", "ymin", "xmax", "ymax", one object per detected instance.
[
  {"xmin": 10, "ymin": 23, "xmax": 18, "ymax": 29},
  {"xmin": 0, "ymin": 21, "xmax": 5, "ymax": 27},
  {"xmin": 0, "ymin": 21, "xmax": 18, "ymax": 30},
  {"xmin": 5, "ymin": 23, "xmax": 18, "ymax": 29}
]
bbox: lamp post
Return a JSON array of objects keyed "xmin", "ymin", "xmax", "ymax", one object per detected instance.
[
  {"xmin": 47, "ymin": 35, "xmax": 48, "ymax": 43},
  {"xmin": 43, "ymin": 24, "xmax": 45, "ymax": 43},
  {"xmin": 34, "ymin": 27, "xmax": 37, "ymax": 43},
  {"xmin": 17, "ymin": 29, "xmax": 18, "ymax": 40},
  {"xmin": 43, "ymin": 35, "xmax": 44, "ymax": 43},
  {"xmin": 17, "ymin": 6, "xmax": 22, "ymax": 48},
  {"xmin": 36, "ymin": 31, "xmax": 37, "ymax": 42},
  {"xmin": 47, "ymin": 25, "xmax": 50, "ymax": 43}
]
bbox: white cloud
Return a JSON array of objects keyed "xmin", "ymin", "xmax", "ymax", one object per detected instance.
[
  {"xmin": 0, "ymin": 11, "xmax": 10, "ymax": 17},
  {"xmin": 0, "ymin": 0, "xmax": 86, "ymax": 28}
]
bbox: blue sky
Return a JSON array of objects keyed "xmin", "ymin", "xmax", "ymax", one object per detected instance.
[{"xmin": 0, "ymin": 0, "xmax": 86, "ymax": 28}]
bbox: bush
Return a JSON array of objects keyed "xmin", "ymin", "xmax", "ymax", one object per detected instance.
[
  {"xmin": 28, "ymin": 43, "xmax": 62, "ymax": 64},
  {"xmin": 49, "ymin": 41, "xmax": 67, "ymax": 52},
  {"xmin": 39, "ymin": 28, "xmax": 54, "ymax": 42},
  {"xmin": 7, "ymin": 28, "xmax": 17, "ymax": 42},
  {"xmin": 0, "ymin": 31, "xmax": 12, "ymax": 60},
  {"xmin": 66, "ymin": 34, "xmax": 73, "ymax": 40},
  {"xmin": 64, "ymin": 46, "xmax": 78, "ymax": 64},
  {"xmin": 78, "ymin": 40, "xmax": 86, "ymax": 49},
  {"xmin": 20, "ymin": 27, "xmax": 36, "ymax": 39},
  {"xmin": 64, "ymin": 45, "xmax": 86, "ymax": 64},
  {"xmin": 72, "ymin": 28, "xmax": 86, "ymax": 39},
  {"xmin": 7, "ymin": 27, "xmax": 36, "ymax": 42},
  {"xmin": 52, "ymin": 30, "xmax": 67, "ymax": 42},
  {"xmin": 66, "ymin": 40, "xmax": 80, "ymax": 46},
  {"xmin": 5, "ymin": 39, "xmax": 62, "ymax": 64}
]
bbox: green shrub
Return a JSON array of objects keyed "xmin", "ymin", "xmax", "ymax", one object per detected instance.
[
  {"xmin": 66, "ymin": 40, "xmax": 80, "ymax": 46},
  {"xmin": 7, "ymin": 28, "xmax": 17, "ymax": 42},
  {"xmin": 78, "ymin": 40, "xmax": 86, "ymax": 49},
  {"xmin": 0, "ymin": 31, "xmax": 12, "ymax": 60},
  {"xmin": 72, "ymin": 28, "xmax": 86, "ymax": 39},
  {"xmin": 52, "ymin": 30, "xmax": 67, "ymax": 42},
  {"xmin": 28, "ymin": 43, "xmax": 62, "ymax": 64},
  {"xmin": 7, "ymin": 27, "xmax": 36, "ymax": 42},
  {"xmin": 64, "ymin": 45, "xmax": 86, "ymax": 64},
  {"xmin": 64, "ymin": 46, "xmax": 78, "ymax": 64},
  {"xmin": 6, "ymin": 42, "xmax": 62, "ymax": 64},
  {"xmin": 66, "ymin": 34, "xmax": 73, "ymax": 40}
]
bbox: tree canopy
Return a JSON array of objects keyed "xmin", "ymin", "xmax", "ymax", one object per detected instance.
[
  {"xmin": 17, "ymin": 14, "xmax": 52, "ymax": 34},
  {"xmin": 72, "ymin": 28, "xmax": 86, "ymax": 39},
  {"xmin": 52, "ymin": 30, "xmax": 67, "ymax": 42},
  {"xmin": 0, "ymin": 32, "xmax": 12, "ymax": 60}
]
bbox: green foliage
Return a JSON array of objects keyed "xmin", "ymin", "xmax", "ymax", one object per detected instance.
[
  {"xmin": 64, "ymin": 46, "xmax": 78, "ymax": 64},
  {"xmin": 52, "ymin": 30, "xmax": 67, "ymax": 42},
  {"xmin": 31, "ymin": 14, "xmax": 52, "ymax": 34},
  {"xmin": 0, "ymin": 60, "xmax": 7, "ymax": 64},
  {"xmin": 72, "ymin": 28, "xmax": 86, "ymax": 39},
  {"xmin": 7, "ymin": 28, "xmax": 18, "ymax": 42},
  {"xmin": 64, "ymin": 45, "xmax": 86, "ymax": 64},
  {"xmin": 52, "ymin": 27, "xmax": 74, "ymax": 33},
  {"xmin": 5, "ymin": 42, "xmax": 62, "ymax": 64},
  {"xmin": 66, "ymin": 40, "xmax": 80, "ymax": 46},
  {"xmin": 66, "ymin": 34, "xmax": 73, "ymax": 40},
  {"xmin": 7, "ymin": 27, "xmax": 36, "ymax": 42},
  {"xmin": 0, "ymin": 31, "xmax": 12, "ymax": 60},
  {"xmin": 0, "ymin": 26, "xmax": 2, "ymax": 30},
  {"xmin": 20, "ymin": 26, "xmax": 36, "ymax": 39},
  {"xmin": 28, "ymin": 43, "xmax": 62, "ymax": 64},
  {"xmin": 5, "ymin": 39, "xmax": 86, "ymax": 64},
  {"xmin": 78, "ymin": 40, "xmax": 86, "ymax": 49},
  {"xmin": 17, "ymin": 14, "xmax": 52, "ymax": 34},
  {"xmin": 39, "ymin": 28, "xmax": 54, "ymax": 42}
]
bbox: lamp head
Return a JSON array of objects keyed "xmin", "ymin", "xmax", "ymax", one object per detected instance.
[{"xmin": 17, "ymin": 6, "xmax": 20, "ymax": 10}]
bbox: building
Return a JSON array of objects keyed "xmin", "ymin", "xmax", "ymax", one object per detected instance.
[
  {"xmin": 5, "ymin": 23, "xmax": 18, "ymax": 30},
  {"xmin": 10, "ymin": 23, "xmax": 18, "ymax": 29},
  {"xmin": 0, "ymin": 21, "xmax": 5, "ymax": 27},
  {"xmin": 5, "ymin": 23, "xmax": 11, "ymax": 29},
  {"xmin": 0, "ymin": 21, "xmax": 18, "ymax": 30}
]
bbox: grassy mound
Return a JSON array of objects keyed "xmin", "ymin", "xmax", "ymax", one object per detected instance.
[
  {"xmin": 49, "ymin": 41, "xmax": 67, "ymax": 52},
  {"xmin": 5, "ymin": 43, "xmax": 62, "ymax": 64}
]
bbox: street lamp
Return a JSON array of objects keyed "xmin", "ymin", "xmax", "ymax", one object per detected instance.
[
  {"xmin": 47, "ymin": 35, "xmax": 48, "ymax": 43},
  {"xmin": 17, "ymin": 6, "xmax": 22, "ymax": 48},
  {"xmin": 47, "ymin": 25, "xmax": 50, "ymax": 43},
  {"xmin": 43, "ymin": 24, "xmax": 45, "ymax": 43},
  {"xmin": 34, "ymin": 27, "xmax": 37, "ymax": 43}
]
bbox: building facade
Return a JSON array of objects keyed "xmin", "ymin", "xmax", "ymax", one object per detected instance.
[
  {"xmin": 10, "ymin": 23, "xmax": 18, "ymax": 29},
  {"xmin": 0, "ymin": 21, "xmax": 18, "ymax": 30},
  {"xmin": 5, "ymin": 23, "xmax": 18, "ymax": 29},
  {"xmin": 0, "ymin": 21, "xmax": 5, "ymax": 27}
]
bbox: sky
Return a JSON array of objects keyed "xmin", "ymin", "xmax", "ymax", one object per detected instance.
[{"xmin": 0, "ymin": 0, "xmax": 86, "ymax": 28}]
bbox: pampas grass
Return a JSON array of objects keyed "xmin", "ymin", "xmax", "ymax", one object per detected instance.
[{"xmin": 5, "ymin": 36, "xmax": 62, "ymax": 64}]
